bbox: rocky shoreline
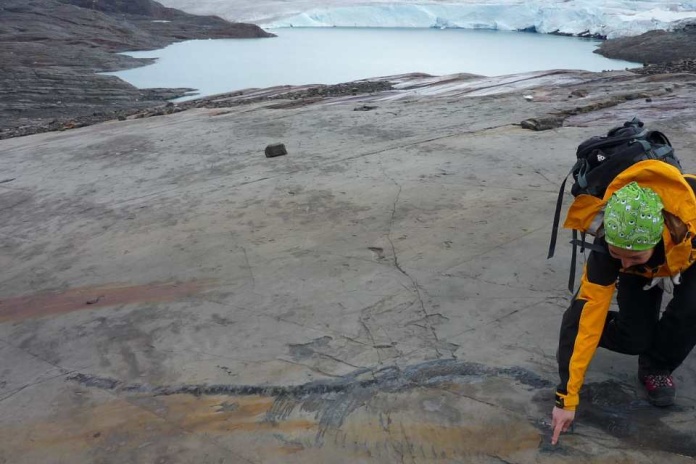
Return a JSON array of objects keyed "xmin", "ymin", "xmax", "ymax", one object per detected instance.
[
  {"xmin": 596, "ymin": 21, "xmax": 696, "ymax": 65},
  {"xmin": 2, "ymin": 1, "xmax": 695, "ymax": 140},
  {"xmin": 0, "ymin": 80, "xmax": 395, "ymax": 139},
  {"xmin": 0, "ymin": 0, "xmax": 273, "ymax": 134}
]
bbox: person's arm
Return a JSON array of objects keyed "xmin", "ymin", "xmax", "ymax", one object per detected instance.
[
  {"xmin": 556, "ymin": 247, "xmax": 619, "ymax": 408},
  {"xmin": 552, "ymin": 243, "xmax": 619, "ymax": 443}
]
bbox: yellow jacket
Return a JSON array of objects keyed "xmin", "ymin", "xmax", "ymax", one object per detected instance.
[{"xmin": 556, "ymin": 160, "xmax": 696, "ymax": 410}]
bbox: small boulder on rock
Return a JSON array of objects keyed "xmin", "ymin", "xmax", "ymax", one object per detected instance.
[
  {"xmin": 265, "ymin": 143, "xmax": 288, "ymax": 158},
  {"xmin": 569, "ymin": 89, "xmax": 589, "ymax": 98},
  {"xmin": 520, "ymin": 117, "xmax": 565, "ymax": 131}
]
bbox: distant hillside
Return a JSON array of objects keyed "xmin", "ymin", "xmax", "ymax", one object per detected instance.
[
  {"xmin": 596, "ymin": 21, "xmax": 696, "ymax": 64},
  {"xmin": 0, "ymin": 0, "xmax": 274, "ymax": 134}
]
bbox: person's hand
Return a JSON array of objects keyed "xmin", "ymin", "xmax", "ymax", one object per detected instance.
[{"xmin": 551, "ymin": 406, "xmax": 575, "ymax": 445}]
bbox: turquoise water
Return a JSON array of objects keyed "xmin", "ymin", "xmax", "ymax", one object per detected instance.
[{"xmin": 107, "ymin": 27, "xmax": 638, "ymax": 100}]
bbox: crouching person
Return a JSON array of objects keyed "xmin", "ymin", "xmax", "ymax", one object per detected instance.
[{"xmin": 551, "ymin": 160, "xmax": 696, "ymax": 444}]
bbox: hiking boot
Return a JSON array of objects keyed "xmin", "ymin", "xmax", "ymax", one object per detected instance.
[{"xmin": 639, "ymin": 372, "xmax": 676, "ymax": 407}]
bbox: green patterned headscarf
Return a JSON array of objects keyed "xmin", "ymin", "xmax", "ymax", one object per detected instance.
[{"xmin": 604, "ymin": 182, "xmax": 664, "ymax": 250}]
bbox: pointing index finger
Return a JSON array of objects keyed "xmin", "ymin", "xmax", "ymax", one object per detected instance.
[{"xmin": 551, "ymin": 420, "xmax": 563, "ymax": 445}]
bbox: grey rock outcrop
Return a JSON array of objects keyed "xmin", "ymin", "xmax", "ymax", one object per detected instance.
[
  {"xmin": 596, "ymin": 21, "xmax": 696, "ymax": 65},
  {"xmin": 0, "ymin": 0, "xmax": 274, "ymax": 132}
]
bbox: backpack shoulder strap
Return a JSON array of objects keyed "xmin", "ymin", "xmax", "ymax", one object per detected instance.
[{"xmin": 646, "ymin": 130, "xmax": 671, "ymax": 146}]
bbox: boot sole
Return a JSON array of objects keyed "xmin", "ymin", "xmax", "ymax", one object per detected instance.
[
  {"xmin": 638, "ymin": 374, "xmax": 676, "ymax": 407},
  {"xmin": 647, "ymin": 395, "xmax": 675, "ymax": 407}
]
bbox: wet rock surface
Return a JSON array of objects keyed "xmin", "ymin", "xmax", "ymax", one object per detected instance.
[
  {"xmin": 0, "ymin": 0, "xmax": 273, "ymax": 132},
  {"xmin": 69, "ymin": 364, "xmax": 696, "ymax": 459}
]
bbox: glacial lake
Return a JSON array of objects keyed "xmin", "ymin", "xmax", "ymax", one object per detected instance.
[{"xmin": 107, "ymin": 27, "xmax": 639, "ymax": 101}]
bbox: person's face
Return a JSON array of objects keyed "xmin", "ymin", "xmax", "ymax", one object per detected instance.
[{"xmin": 607, "ymin": 244, "xmax": 655, "ymax": 269}]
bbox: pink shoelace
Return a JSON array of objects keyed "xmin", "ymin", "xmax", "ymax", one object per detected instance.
[{"xmin": 644, "ymin": 374, "xmax": 674, "ymax": 389}]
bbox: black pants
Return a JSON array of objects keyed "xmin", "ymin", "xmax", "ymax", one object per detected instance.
[{"xmin": 599, "ymin": 262, "xmax": 696, "ymax": 374}]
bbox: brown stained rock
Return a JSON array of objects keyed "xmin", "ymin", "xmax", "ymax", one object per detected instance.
[{"xmin": 0, "ymin": 280, "xmax": 214, "ymax": 323}]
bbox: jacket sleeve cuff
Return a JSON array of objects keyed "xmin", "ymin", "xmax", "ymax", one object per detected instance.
[{"xmin": 555, "ymin": 391, "xmax": 579, "ymax": 411}]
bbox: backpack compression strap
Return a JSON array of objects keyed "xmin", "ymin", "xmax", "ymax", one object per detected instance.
[
  {"xmin": 568, "ymin": 230, "xmax": 578, "ymax": 293},
  {"xmin": 548, "ymin": 162, "xmax": 581, "ymax": 259},
  {"xmin": 567, "ymin": 231, "xmax": 607, "ymax": 293},
  {"xmin": 634, "ymin": 139, "xmax": 674, "ymax": 159}
]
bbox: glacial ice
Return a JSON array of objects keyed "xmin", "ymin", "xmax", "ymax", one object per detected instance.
[
  {"xmin": 264, "ymin": 2, "xmax": 696, "ymax": 38},
  {"xmin": 157, "ymin": 0, "xmax": 696, "ymax": 39}
]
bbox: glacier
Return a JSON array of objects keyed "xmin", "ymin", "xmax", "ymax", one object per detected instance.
[
  {"xmin": 157, "ymin": 0, "xmax": 696, "ymax": 39},
  {"xmin": 264, "ymin": 2, "xmax": 696, "ymax": 38}
]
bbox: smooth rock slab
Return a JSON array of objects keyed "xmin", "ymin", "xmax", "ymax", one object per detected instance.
[{"xmin": 1, "ymin": 69, "xmax": 696, "ymax": 463}]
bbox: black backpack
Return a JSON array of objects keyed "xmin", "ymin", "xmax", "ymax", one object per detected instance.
[{"xmin": 548, "ymin": 117, "xmax": 682, "ymax": 292}]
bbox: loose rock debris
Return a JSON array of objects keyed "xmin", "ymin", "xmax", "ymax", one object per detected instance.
[
  {"xmin": 520, "ymin": 117, "xmax": 565, "ymax": 131},
  {"xmin": 265, "ymin": 143, "xmax": 288, "ymax": 158}
]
